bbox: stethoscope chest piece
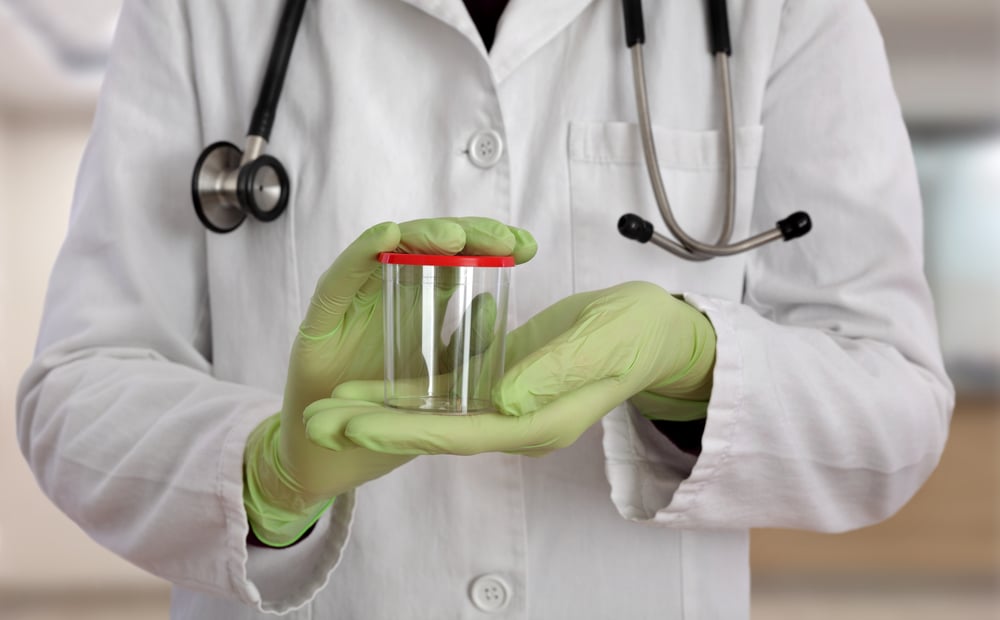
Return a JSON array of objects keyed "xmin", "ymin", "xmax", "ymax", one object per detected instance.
[
  {"xmin": 239, "ymin": 154, "xmax": 290, "ymax": 222},
  {"xmin": 192, "ymin": 141, "xmax": 245, "ymax": 233},
  {"xmin": 192, "ymin": 141, "xmax": 291, "ymax": 234}
]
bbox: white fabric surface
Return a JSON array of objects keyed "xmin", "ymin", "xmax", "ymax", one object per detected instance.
[{"xmin": 17, "ymin": 0, "xmax": 953, "ymax": 618}]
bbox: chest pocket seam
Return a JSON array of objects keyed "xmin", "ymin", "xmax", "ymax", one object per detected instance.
[
  {"xmin": 568, "ymin": 122, "xmax": 764, "ymax": 170},
  {"xmin": 564, "ymin": 122, "xmax": 764, "ymax": 298}
]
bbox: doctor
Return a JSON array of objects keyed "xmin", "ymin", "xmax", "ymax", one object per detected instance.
[{"xmin": 17, "ymin": 1, "xmax": 953, "ymax": 618}]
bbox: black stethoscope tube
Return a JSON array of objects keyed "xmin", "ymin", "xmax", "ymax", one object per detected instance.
[
  {"xmin": 249, "ymin": 0, "xmax": 308, "ymax": 141},
  {"xmin": 622, "ymin": 0, "xmax": 646, "ymax": 46},
  {"xmin": 623, "ymin": 0, "xmax": 732, "ymax": 55},
  {"xmin": 706, "ymin": 0, "xmax": 732, "ymax": 55}
]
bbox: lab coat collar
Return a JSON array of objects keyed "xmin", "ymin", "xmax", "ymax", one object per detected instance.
[
  {"xmin": 395, "ymin": 0, "xmax": 600, "ymax": 83},
  {"xmin": 394, "ymin": 0, "xmax": 486, "ymax": 55},
  {"xmin": 490, "ymin": 0, "xmax": 600, "ymax": 82}
]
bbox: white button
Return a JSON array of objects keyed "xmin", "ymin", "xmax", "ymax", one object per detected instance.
[
  {"xmin": 468, "ymin": 574, "xmax": 511, "ymax": 613},
  {"xmin": 467, "ymin": 130, "xmax": 505, "ymax": 168}
]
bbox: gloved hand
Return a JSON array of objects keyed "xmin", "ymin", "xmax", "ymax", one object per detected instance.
[
  {"xmin": 500, "ymin": 281, "xmax": 717, "ymax": 423},
  {"xmin": 244, "ymin": 218, "xmax": 537, "ymax": 546},
  {"xmin": 320, "ymin": 281, "xmax": 716, "ymax": 458}
]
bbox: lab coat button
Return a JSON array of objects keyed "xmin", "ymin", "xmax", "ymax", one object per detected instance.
[
  {"xmin": 468, "ymin": 574, "xmax": 511, "ymax": 612},
  {"xmin": 467, "ymin": 130, "xmax": 504, "ymax": 168}
]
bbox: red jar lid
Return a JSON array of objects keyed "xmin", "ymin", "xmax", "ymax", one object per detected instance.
[{"xmin": 378, "ymin": 253, "xmax": 514, "ymax": 268}]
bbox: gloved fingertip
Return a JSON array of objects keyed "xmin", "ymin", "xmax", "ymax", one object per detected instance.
[
  {"xmin": 343, "ymin": 426, "xmax": 398, "ymax": 454},
  {"xmin": 510, "ymin": 227, "xmax": 538, "ymax": 264},
  {"xmin": 301, "ymin": 402, "xmax": 355, "ymax": 451},
  {"xmin": 301, "ymin": 398, "xmax": 336, "ymax": 422},
  {"xmin": 452, "ymin": 218, "xmax": 515, "ymax": 256},
  {"xmin": 364, "ymin": 221, "xmax": 402, "ymax": 253},
  {"xmin": 491, "ymin": 380, "xmax": 530, "ymax": 418},
  {"xmin": 304, "ymin": 422, "xmax": 341, "ymax": 451},
  {"xmin": 436, "ymin": 219, "xmax": 469, "ymax": 249},
  {"xmin": 399, "ymin": 219, "xmax": 466, "ymax": 255},
  {"xmin": 331, "ymin": 380, "xmax": 383, "ymax": 402},
  {"xmin": 485, "ymin": 225, "xmax": 517, "ymax": 254}
]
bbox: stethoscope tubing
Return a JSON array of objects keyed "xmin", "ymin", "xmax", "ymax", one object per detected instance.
[
  {"xmin": 250, "ymin": 0, "xmax": 308, "ymax": 142},
  {"xmin": 622, "ymin": 0, "xmax": 809, "ymax": 259},
  {"xmin": 193, "ymin": 0, "xmax": 810, "ymax": 255},
  {"xmin": 631, "ymin": 45, "xmax": 782, "ymax": 258}
]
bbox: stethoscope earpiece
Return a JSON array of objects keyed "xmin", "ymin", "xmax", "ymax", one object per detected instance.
[
  {"xmin": 618, "ymin": 211, "xmax": 813, "ymax": 258},
  {"xmin": 618, "ymin": 214, "xmax": 654, "ymax": 243},
  {"xmin": 778, "ymin": 212, "xmax": 812, "ymax": 241}
]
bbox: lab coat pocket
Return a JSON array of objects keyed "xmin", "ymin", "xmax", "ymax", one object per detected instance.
[{"xmin": 567, "ymin": 122, "xmax": 763, "ymax": 299}]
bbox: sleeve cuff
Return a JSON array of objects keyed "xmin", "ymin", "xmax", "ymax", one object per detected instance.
[
  {"xmin": 217, "ymin": 402, "xmax": 357, "ymax": 614},
  {"xmin": 244, "ymin": 493, "xmax": 356, "ymax": 613},
  {"xmin": 601, "ymin": 293, "xmax": 743, "ymax": 525}
]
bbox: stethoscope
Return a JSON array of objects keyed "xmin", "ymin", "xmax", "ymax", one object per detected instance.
[
  {"xmin": 192, "ymin": 0, "xmax": 812, "ymax": 260},
  {"xmin": 191, "ymin": 0, "xmax": 306, "ymax": 233}
]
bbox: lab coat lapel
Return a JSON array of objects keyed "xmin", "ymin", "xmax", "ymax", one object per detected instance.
[
  {"xmin": 394, "ymin": 0, "xmax": 601, "ymax": 83},
  {"xmin": 489, "ymin": 0, "xmax": 600, "ymax": 83},
  {"xmin": 394, "ymin": 0, "xmax": 490, "ymax": 56}
]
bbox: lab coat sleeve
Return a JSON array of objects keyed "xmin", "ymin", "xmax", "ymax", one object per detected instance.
[
  {"xmin": 15, "ymin": 2, "xmax": 350, "ymax": 612},
  {"xmin": 605, "ymin": 0, "xmax": 954, "ymax": 531}
]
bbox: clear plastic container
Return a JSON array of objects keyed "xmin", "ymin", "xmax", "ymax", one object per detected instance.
[{"xmin": 380, "ymin": 253, "xmax": 512, "ymax": 414}]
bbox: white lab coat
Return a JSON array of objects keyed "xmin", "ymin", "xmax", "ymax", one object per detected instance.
[{"xmin": 17, "ymin": 0, "xmax": 953, "ymax": 618}]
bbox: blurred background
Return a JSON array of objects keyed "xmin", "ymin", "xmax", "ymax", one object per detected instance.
[{"xmin": 1, "ymin": 1, "xmax": 997, "ymax": 618}]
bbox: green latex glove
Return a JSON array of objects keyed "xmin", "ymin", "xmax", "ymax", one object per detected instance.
[
  {"xmin": 324, "ymin": 281, "xmax": 716, "ymax": 458},
  {"xmin": 244, "ymin": 218, "xmax": 537, "ymax": 546}
]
